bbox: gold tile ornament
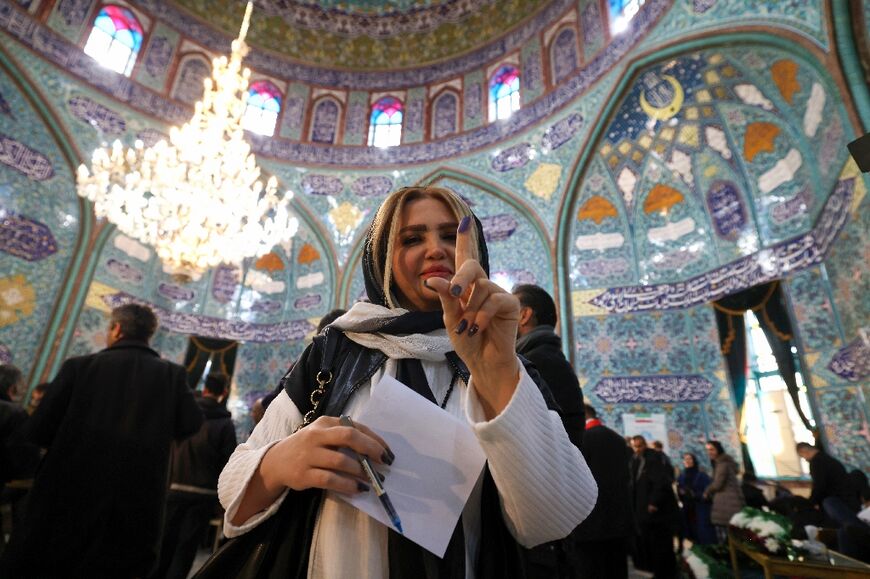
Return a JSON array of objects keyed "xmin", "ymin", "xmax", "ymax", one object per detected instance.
[
  {"xmin": 571, "ymin": 290, "xmax": 608, "ymax": 316},
  {"xmin": 0, "ymin": 274, "xmax": 36, "ymax": 327},
  {"xmin": 329, "ymin": 202, "xmax": 365, "ymax": 237},
  {"xmin": 525, "ymin": 163, "xmax": 563, "ymax": 201},
  {"xmin": 85, "ymin": 281, "xmax": 121, "ymax": 314}
]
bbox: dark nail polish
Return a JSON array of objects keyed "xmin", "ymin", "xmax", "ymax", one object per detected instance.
[
  {"xmin": 468, "ymin": 324, "xmax": 479, "ymax": 337},
  {"xmin": 458, "ymin": 216, "xmax": 471, "ymax": 233},
  {"xmin": 450, "ymin": 284, "xmax": 463, "ymax": 297},
  {"xmin": 382, "ymin": 450, "xmax": 395, "ymax": 465},
  {"xmin": 455, "ymin": 319, "xmax": 468, "ymax": 334},
  {"xmin": 378, "ymin": 471, "xmax": 386, "ymax": 482},
  {"xmin": 358, "ymin": 481, "xmax": 370, "ymax": 492}
]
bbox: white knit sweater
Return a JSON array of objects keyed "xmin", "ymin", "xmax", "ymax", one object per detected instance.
[{"xmin": 218, "ymin": 357, "xmax": 597, "ymax": 579}]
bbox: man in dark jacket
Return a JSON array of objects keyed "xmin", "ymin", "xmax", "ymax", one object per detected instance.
[
  {"xmin": 513, "ymin": 284, "xmax": 584, "ymax": 449},
  {"xmin": 797, "ymin": 442, "xmax": 861, "ymax": 517},
  {"xmin": 152, "ymin": 373, "xmax": 237, "ymax": 579},
  {"xmin": 630, "ymin": 435, "xmax": 679, "ymax": 578},
  {"xmin": 573, "ymin": 405, "xmax": 632, "ymax": 578},
  {"xmin": 2, "ymin": 304, "xmax": 203, "ymax": 578},
  {"xmin": 512, "ymin": 284, "xmax": 584, "ymax": 578}
]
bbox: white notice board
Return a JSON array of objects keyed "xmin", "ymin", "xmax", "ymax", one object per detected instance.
[{"xmin": 622, "ymin": 413, "xmax": 669, "ymax": 455}]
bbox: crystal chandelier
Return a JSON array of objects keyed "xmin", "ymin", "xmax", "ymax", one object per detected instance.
[{"xmin": 76, "ymin": 2, "xmax": 297, "ymax": 273}]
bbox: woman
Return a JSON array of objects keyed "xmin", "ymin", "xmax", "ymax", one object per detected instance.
[
  {"xmin": 676, "ymin": 453, "xmax": 715, "ymax": 549},
  {"xmin": 702, "ymin": 440, "xmax": 745, "ymax": 543},
  {"xmin": 218, "ymin": 186, "xmax": 597, "ymax": 578}
]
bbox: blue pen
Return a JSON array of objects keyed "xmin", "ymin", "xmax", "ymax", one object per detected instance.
[{"xmin": 340, "ymin": 415, "xmax": 404, "ymax": 534}]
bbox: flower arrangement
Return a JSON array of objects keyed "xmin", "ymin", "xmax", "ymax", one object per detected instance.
[
  {"xmin": 681, "ymin": 545, "xmax": 732, "ymax": 579},
  {"xmin": 729, "ymin": 506, "xmax": 793, "ymax": 555}
]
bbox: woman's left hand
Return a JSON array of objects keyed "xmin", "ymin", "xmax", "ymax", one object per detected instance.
[{"xmin": 425, "ymin": 217, "xmax": 521, "ymax": 419}]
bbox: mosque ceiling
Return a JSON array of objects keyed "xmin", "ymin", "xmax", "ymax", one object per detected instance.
[{"xmin": 170, "ymin": 0, "xmax": 553, "ymax": 71}]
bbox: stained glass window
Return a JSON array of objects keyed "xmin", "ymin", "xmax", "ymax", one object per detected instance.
[
  {"xmin": 242, "ymin": 81, "xmax": 282, "ymax": 137},
  {"xmin": 609, "ymin": 0, "xmax": 645, "ymax": 35},
  {"xmin": 83, "ymin": 5, "xmax": 144, "ymax": 76},
  {"xmin": 368, "ymin": 96, "xmax": 403, "ymax": 148},
  {"xmin": 488, "ymin": 65, "xmax": 520, "ymax": 122}
]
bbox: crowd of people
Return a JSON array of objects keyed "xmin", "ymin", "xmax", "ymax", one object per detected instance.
[{"xmin": 0, "ymin": 186, "xmax": 867, "ymax": 578}]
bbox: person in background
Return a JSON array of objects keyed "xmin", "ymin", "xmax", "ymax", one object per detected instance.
[
  {"xmin": 796, "ymin": 442, "xmax": 861, "ymax": 516},
  {"xmin": 629, "ymin": 435, "xmax": 679, "ymax": 578},
  {"xmin": 24, "ymin": 383, "xmax": 47, "ymax": 416},
  {"xmin": 250, "ymin": 398, "xmax": 266, "ymax": 425},
  {"xmin": 0, "ymin": 364, "xmax": 40, "ymax": 540},
  {"xmin": 676, "ymin": 453, "xmax": 716, "ymax": 550},
  {"xmin": 1, "ymin": 304, "xmax": 203, "ymax": 578},
  {"xmin": 702, "ymin": 440, "xmax": 745, "ymax": 543},
  {"xmin": 152, "ymin": 373, "xmax": 237, "ymax": 579},
  {"xmin": 573, "ymin": 404, "xmax": 632, "ymax": 579},
  {"xmin": 652, "ymin": 440, "xmax": 675, "ymax": 481},
  {"xmin": 512, "ymin": 284, "xmax": 584, "ymax": 450},
  {"xmin": 0, "ymin": 365, "xmax": 28, "ymax": 485},
  {"xmin": 511, "ymin": 284, "xmax": 584, "ymax": 578}
]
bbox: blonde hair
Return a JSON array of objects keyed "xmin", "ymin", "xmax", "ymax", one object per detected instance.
[{"xmin": 370, "ymin": 186, "xmax": 479, "ymax": 309}]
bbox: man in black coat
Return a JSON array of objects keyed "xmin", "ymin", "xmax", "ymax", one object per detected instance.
[
  {"xmin": 152, "ymin": 372, "xmax": 237, "ymax": 579},
  {"xmin": 797, "ymin": 442, "xmax": 861, "ymax": 517},
  {"xmin": 512, "ymin": 284, "xmax": 584, "ymax": 578},
  {"xmin": 2, "ymin": 304, "xmax": 203, "ymax": 578},
  {"xmin": 513, "ymin": 284, "xmax": 584, "ymax": 449},
  {"xmin": 629, "ymin": 435, "xmax": 680, "ymax": 578},
  {"xmin": 573, "ymin": 405, "xmax": 632, "ymax": 578}
]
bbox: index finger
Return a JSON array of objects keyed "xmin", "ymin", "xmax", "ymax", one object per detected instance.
[{"xmin": 454, "ymin": 215, "xmax": 472, "ymax": 272}]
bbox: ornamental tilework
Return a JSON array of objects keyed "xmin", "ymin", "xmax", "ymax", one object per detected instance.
[
  {"xmin": 823, "ymin": 176, "xmax": 869, "ymax": 341},
  {"xmin": 640, "ymin": 0, "xmax": 827, "ymax": 52},
  {"xmin": 45, "ymin": 0, "xmax": 92, "ymax": 43},
  {"xmin": 135, "ymin": 23, "xmax": 180, "ymax": 93},
  {"xmin": 0, "ymin": 66, "xmax": 78, "ymax": 379},
  {"xmin": 575, "ymin": 305, "xmax": 735, "ymax": 460},
  {"xmin": 786, "ymin": 267, "xmax": 841, "ymax": 353},
  {"xmin": 279, "ymin": 83, "xmax": 309, "ymax": 142},
  {"xmin": 230, "ymin": 339, "xmax": 308, "ymax": 441},
  {"xmin": 0, "ymin": 210, "xmax": 58, "ymax": 261},
  {"xmin": 521, "ymin": 38, "xmax": 544, "ymax": 103},
  {"xmin": 814, "ymin": 387, "xmax": 870, "ymax": 472},
  {"xmin": 66, "ymin": 306, "xmax": 108, "ymax": 359},
  {"xmin": 0, "ymin": 1, "xmax": 668, "ymax": 166}
]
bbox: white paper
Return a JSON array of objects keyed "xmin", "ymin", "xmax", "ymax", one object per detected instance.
[
  {"xmin": 622, "ymin": 413, "xmax": 669, "ymax": 455},
  {"xmin": 333, "ymin": 374, "xmax": 487, "ymax": 557}
]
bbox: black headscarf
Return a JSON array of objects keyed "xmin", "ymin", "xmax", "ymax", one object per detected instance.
[{"xmin": 358, "ymin": 207, "xmax": 491, "ymax": 579}]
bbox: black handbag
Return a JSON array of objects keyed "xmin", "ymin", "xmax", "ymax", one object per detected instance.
[{"xmin": 193, "ymin": 329, "xmax": 344, "ymax": 579}]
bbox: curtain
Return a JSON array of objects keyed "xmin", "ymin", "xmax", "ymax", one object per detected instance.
[
  {"xmin": 713, "ymin": 281, "xmax": 817, "ymax": 467},
  {"xmin": 182, "ymin": 336, "xmax": 238, "ymax": 389}
]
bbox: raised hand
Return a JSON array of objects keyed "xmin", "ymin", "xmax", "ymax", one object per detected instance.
[{"xmin": 425, "ymin": 216, "xmax": 521, "ymax": 419}]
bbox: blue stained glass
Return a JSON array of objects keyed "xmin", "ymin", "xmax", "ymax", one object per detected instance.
[
  {"xmin": 114, "ymin": 29, "xmax": 141, "ymax": 52},
  {"xmin": 489, "ymin": 66, "xmax": 520, "ymax": 100},
  {"xmin": 94, "ymin": 14, "xmax": 116, "ymax": 35},
  {"xmin": 246, "ymin": 82, "xmax": 282, "ymax": 112},
  {"xmin": 84, "ymin": 6, "xmax": 144, "ymax": 76}
]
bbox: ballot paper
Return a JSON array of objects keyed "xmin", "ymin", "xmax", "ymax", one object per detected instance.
[{"xmin": 334, "ymin": 374, "xmax": 487, "ymax": 557}]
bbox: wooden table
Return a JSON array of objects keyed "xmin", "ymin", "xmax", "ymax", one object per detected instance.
[{"xmin": 728, "ymin": 529, "xmax": 870, "ymax": 578}]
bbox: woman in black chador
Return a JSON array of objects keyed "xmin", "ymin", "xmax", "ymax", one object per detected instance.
[{"xmin": 218, "ymin": 186, "xmax": 597, "ymax": 579}]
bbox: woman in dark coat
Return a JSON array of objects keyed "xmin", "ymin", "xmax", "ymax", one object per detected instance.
[
  {"xmin": 677, "ymin": 453, "xmax": 716, "ymax": 548},
  {"xmin": 702, "ymin": 440, "xmax": 745, "ymax": 542}
]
